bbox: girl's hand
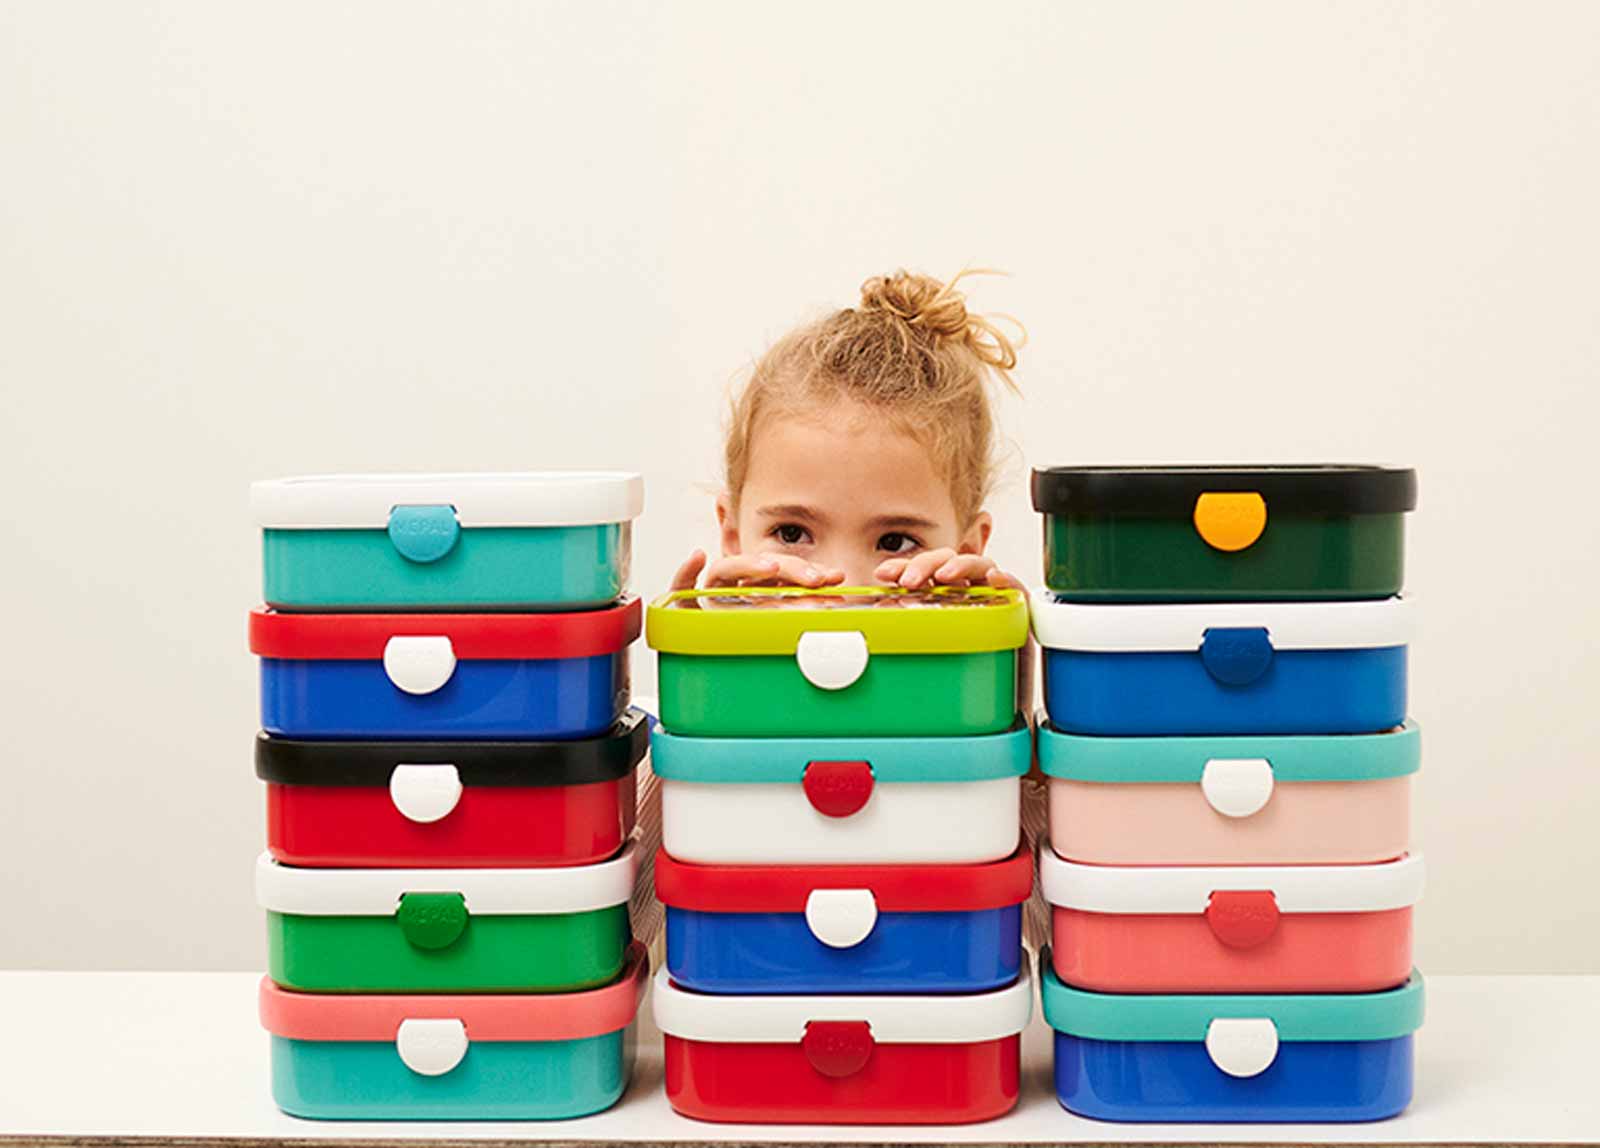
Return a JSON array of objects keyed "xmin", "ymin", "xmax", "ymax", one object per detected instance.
[
  {"xmin": 670, "ymin": 549, "xmax": 847, "ymax": 591},
  {"xmin": 874, "ymin": 548, "xmax": 1022, "ymax": 590}
]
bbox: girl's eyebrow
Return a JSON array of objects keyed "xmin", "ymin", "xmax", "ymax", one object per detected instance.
[
  {"xmin": 866, "ymin": 513, "xmax": 940, "ymax": 530},
  {"xmin": 755, "ymin": 503, "xmax": 827, "ymax": 524}
]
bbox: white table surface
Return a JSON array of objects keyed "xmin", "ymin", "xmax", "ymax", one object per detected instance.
[{"xmin": 1, "ymin": 972, "xmax": 1595, "ymax": 1146}]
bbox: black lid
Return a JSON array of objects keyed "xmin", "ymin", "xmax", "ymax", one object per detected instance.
[
  {"xmin": 1031, "ymin": 465, "xmax": 1417, "ymax": 516},
  {"xmin": 256, "ymin": 707, "xmax": 649, "ymax": 787}
]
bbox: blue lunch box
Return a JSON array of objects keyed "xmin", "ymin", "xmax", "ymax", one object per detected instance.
[
  {"xmin": 252, "ymin": 472, "xmax": 643, "ymax": 612},
  {"xmin": 1031, "ymin": 595, "xmax": 1412, "ymax": 736},
  {"xmin": 1041, "ymin": 955, "xmax": 1424, "ymax": 1123},
  {"xmin": 260, "ymin": 943, "xmax": 647, "ymax": 1120},
  {"xmin": 654, "ymin": 847, "xmax": 1033, "ymax": 994},
  {"xmin": 249, "ymin": 600, "xmax": 639, "ymax": 740}
]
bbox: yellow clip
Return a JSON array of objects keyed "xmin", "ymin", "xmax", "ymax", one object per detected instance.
[{"xmin": 1193, "ymin": 492, "xmax": 1267, "ymax": 552}]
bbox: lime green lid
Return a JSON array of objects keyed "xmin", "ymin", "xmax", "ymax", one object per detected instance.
[
  {"xmin": 1040, "ymin": 954, "xmax": 1424, "ymax": 1042},
  {"xmin": 645, "ymin": 586, "xmax": 1029, "ymax": 655}
]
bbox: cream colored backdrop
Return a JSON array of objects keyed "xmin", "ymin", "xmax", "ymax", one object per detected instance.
[{"xmin": 3, "ymin": 1, "xmax": 1596, "ymax": 971}]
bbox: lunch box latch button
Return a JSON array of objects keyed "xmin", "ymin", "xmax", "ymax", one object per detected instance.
[
  {"xmin": 1201, "ymin": 758, "xmax": 1275, "ymax": 818},
  {"xmin": 396, "ymin": 1018, "xmax": 469, "ymax": 1076},
  {"xmin": 397, "ymin": 892, "xmax": 469, "ymax": 951},
  {"xmin": 796, "ymin": 630, "xmax": 869, "ymax": 690},
  {"xmin": 1193, "ymin": 491, "xmax": 1267, "ymax": 552},
  {"xmin": 387, "ymin": 504, "xmax": 460, "ymax": 564},
  {"xmin": 1205, "ymin": 1018, "xmax": 1279, "ymax": 1078},
  {"xmin": 383, "ymin": 635, "xmax": 457, "ymax": 695},
  {"xmin": 803, "ymin": 760, "xmax": 875, "ymax": 818},
  {"xmin": 802, "ymin": 1020, "xmax": 875, "ymax": 1078},
  {"xmin": 389, "ymin": 764, "xmax": 464, "ymax": 824},
  {"xmin": 1205, "ymin": 890, "xmax": 1281, "ymax": 949},
  {"xmin": 1201, "ymin": 627, "xmax": 1274, "ymax": 686},
  {"xmin": 804, "ymin": 888, "xmax": 879, "ymax": 949}
]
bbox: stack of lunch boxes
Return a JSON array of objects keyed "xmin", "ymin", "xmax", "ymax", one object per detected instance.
[
  {"xmin": 645, "ymin": 587, "xmax": 1035, "ymax": 1124},
  {"xmin": 1029, "ymin": 466, "xmax": 1425, "ymax": 1123},
  {"xmin": 248, "ymin": 473, "xmax": 649, "ymax": 1120}
]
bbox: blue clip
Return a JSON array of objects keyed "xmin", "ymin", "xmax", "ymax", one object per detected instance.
[
  {"xmin": 1200, "ymin": 627, "xmax": 1274, "ymax": 686},
  {"xmin": 387, "ymin": 505, "xmax": 460, "ymax": 564}
]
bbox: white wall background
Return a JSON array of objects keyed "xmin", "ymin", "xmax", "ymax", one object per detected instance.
[{"xmin": 2, "ymin": 1, "xmax": 1597, "ymax": 972}]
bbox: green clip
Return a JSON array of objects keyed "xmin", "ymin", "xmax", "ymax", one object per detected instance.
[{"xmin": 397, "ymin": 892, "xmax": 469, "ymax": 951}]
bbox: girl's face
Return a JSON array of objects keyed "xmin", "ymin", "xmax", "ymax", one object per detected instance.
[{"xmin": 718, "ymin": 401, "xmax": 991, "ymax": 585}]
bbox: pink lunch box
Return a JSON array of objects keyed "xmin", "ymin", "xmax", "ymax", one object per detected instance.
[{"xmin": 1040, "ymin": 850, "xmax": 1423, "ymax": 994}]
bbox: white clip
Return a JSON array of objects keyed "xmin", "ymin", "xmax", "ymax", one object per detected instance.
[
  {"xmin": 796, "ymin": 631, "xmax": 869, "ymax": 691},
  {"xmin": 383, "ymin": 636, "xmax": 457, "ymax": 695},
  {"xmin": 1205, "ymin": 1018, "xmax": 1279, "ymax": 1077},
  {"xmin": 389, "ymin": 764, "xmax": 464, "ymax": 824},
  {"xmin": 804, "ymin": 888, "xmax": 878, "ymax": 948},
  {"xmin": 396, "ymin": 1018, "xmax": 469, "ymax": 1076},
  {"xmin": 1200, "ymin": 758, "xmax": 1275, "ymax": 818}
]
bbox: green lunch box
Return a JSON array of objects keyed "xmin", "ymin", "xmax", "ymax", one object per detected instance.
[
  {"xmin": 646, "ymin": 587, "xmax": 1028, "ymax": 738},
  {"xmin": 256, "ymin": 844, "xmax": 635, "ymax": 993},
  {"xmin": 253, "ymin": 472, "xmax": 643, "ymax": 611},
  {"xmin": 1031, "ymin": 466, "xmax": 1417, "ymax": 602}
]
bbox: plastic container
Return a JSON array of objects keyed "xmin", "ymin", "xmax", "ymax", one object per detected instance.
[
  {"xmin": 647, "ymin": 587, "xmax": 1027, "ymax": 738},
  {"xmin": 1031, "ymin": 465, "xmax": 1416, "ymax": 602},
  {"xmin": 257, "ymin": 844, "xmax": 636, "ymax": 993},
  {"xmin": 261, "ymin": 943, "xmax": 648, "ymax": 1120},
  {"xmin": 1041, "ymin": 850, "xmax": 1422, "ymax": 993},
  {"xmin": 654, "ymin": 965, "xmax": 1032, "ymax": 1124},
  {"xmin": 1039, "ymin": 718, "xmax": 1418, "ymax": 866},
  {"xmin": 249, "ymin": 600, "xmax": 639, "ymax": 740},
  {"xmin": 656, "ymin": 847, "xmax": 1032, "ymax": 994},
  {"xmin": 1042, "ymin": 957, "xmax": 1424, "ymax": 1123},
  {"xmin": 257, "ymin": 709, "xmax": 648, "ymax": 869},
  {"xmin": 651, "ymin": 720, "xmax": 1027, "ymax": 865},
  {"xmin": 253, "ymin": 472, "xmax": 643, "ymax": 612},
  {"xmin": 1032, "ymin": 596, "xmax": 1411, "ymax": 736}
]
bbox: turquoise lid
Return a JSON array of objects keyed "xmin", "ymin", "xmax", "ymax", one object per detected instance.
[
  {"xmin": 1040, "ymin": 956, "xmax": 1425, "ymax": 1043},
  {"xmin": 649, "ymin": 720, "xmax": 1031, "ymax": 784},
  {"xmin": 1037, "ymin": 717, "xmax": 1420, "ymax": 784}
]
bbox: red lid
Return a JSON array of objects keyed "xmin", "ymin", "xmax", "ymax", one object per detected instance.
[
  {"xmin": 260, "ymin": 942, "xmax": 648, "ymax": 1042},
  {"xmin": 248, "ymin": 597, "xmax": 641, "ymax": 660},
  {"xmin": 654, "ymin": 847, "xmax": 1034, "ymax": 913}
]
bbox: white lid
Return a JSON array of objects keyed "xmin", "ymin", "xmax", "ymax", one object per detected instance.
[
  {"xmin": 255, "ymin": 842, "xmax": 637, "ymax": 916},
  {"xmin": 1030, "ymin": 592, "xmax": 1414, "ymax": 652},
  {"xmin": 651, "ymin": 963, "xmax": 1033, "ymax": 1044},
  {"xmin": 1039, "ymin": 850, "xmax": 1424, "ymax": 914},
  {"xmin": 251, "ymin": 472, "xmax": 644, "ymax": 528}
]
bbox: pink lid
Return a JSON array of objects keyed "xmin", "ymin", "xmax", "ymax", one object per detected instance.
[{"xmin": 260, "ymin": 942, "xmax": 647, "ymax": 1042}]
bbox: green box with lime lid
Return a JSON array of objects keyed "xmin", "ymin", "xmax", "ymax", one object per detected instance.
[
  {"xmin": 646, "ymin": 587, "xmax": 1028, "ymax": 737},
  {"xmin": 1031, "ymin": 466, "xmax": 1416, "ymax": 602},
  {"xmin": 256, "ymin": 845, "xmax": 635, "ymax": 993}
]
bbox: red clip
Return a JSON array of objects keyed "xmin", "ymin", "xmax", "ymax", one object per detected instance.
[
  {"xmin": 802, "ymin": 761, "xmax": 874, "ymax": 818},
  {"xmin": 802, "ymin": 1020, "xmax": 874, "ymax": 1078},
  {"xmin": 1205, "ymin": 890, "xmax": 1281, "ymax": 949}
]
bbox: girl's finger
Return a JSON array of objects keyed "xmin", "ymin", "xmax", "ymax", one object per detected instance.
[
  {"xmin": 764, "ymin": 553, "xmax": 846, "ymax": 588},
  {"xmin": 701, "ymin": 554, "xmax": 780, "ymax": 587},
  {"xmin": 985, "ymin": 566, "xmax": 1025, "ymax": 591},
  {"xmin": 874, "ymin": 558, "xmax": 910, "ymax": 584},
  {"xmin": 932, "ymin": 554, "xmax": 997, "ymax": 587},
  {"xmin": 670, "ymin": 550, "xmax": 708, "ymax": 591},
  {"xmin": 898, "ymin": 548, "xmax": 958, "ymax": 588}
]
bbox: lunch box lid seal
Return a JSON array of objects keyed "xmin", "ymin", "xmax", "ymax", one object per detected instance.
[
  {"xmin": 1039, "ymin": 850, "xmax": 1424, "ymax": 914},
  {"xmin": 259, "ymin": 943, "xmax": 649, "ymax": 1042},
  {"xmin": 1037, "ymin": 718, "xmax": 1420, "ymax": 783},
  {"xmin": 654, "ymin": 846, "xmax": 1034, "ymax": 913},
  {"xmin": 651, "ymin": 963, "xmax": 1032, "ymax": 1044},
  {"xmin": 252, "ymin": 472, "xmax": 644, "ymax": 529},
  {"xmin": 649, "ymin": 718, "xmax": 1030, "ymax": 784},
  {"xmin": 248, "ymin": 598, "xmax": 641, "ymax": 660},
  {"xmin": 1040, "ymin": 956, "xmax": 1424, "ymax": 1042},
  {"xmin": 1030, "ymin": 465, "xmax": 1417, "ymax": 516},
  {"xmin": 255, "ymin": 708, "xmax": 649, "ymax": 787},
  {"xmin": 645, "ymin": 587, "xmax": 1028, "ymax": 656},
  {"xmin": 255, "ymin": 842, "xmax": 638, "ymax": 916},
  {"xmin": 1030, "ymin": 593, "xmax": 1413, "ymax": 652}
]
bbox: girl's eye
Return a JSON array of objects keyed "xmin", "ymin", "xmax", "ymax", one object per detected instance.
[
  {"xmin": 877, "ymin": 532, "xmax": 922, "ymax": 555},
  {"xmin": 771, "ymin": 523, "xmax": 811, "ymax": 546}
]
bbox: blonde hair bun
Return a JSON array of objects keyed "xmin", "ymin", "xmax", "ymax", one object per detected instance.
[{"xmin": 858, "ymin": 269, "xmax": 1021, "ymax": 376}]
